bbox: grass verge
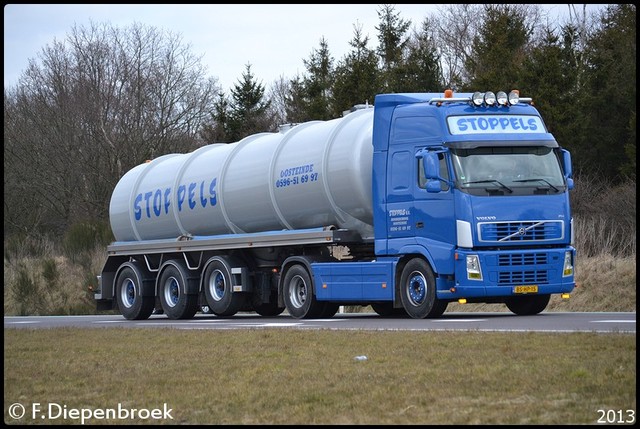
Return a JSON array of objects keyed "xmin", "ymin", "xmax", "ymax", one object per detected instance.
[{"xmin": 4, "ymin": 328, "xmax": 636, "ymax": 425}]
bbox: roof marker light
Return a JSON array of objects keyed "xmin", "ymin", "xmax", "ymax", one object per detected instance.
[{"xmin": 444, "ymin": 89, "xmax": 453, "ymax": 98}]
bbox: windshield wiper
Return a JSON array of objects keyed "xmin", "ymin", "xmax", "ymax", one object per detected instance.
[
  {"xmin": 463, "ymin": 180, "xmax": 513, "ymax": 193},
  {"xmin": 513, "ymin": 178, "xmax": 560, "ymax": 192}
]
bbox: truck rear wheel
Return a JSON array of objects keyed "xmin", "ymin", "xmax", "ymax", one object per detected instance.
[
  {"xmin": 283, "ymin": 264, "xmax": 325, "ymax": 319},
  {"xmin": 505, "ymin": 294, "xmax": 550, "ymax": 315},
  {"xmin": 115, "ymin": 264, "xmax": 154, "ymax": 320},
  {"xmin": 399, "ymin": 258, "xmax": 447, "ymax": 319},
  {"xmin": 158, "ymin": 261, "xmax": 198, "ymax": 320},
  {"xmin": 203, "ymin": 258, "xmax": 246, "ymax": 317}
]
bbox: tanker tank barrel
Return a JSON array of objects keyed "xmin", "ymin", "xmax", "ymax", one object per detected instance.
[{"xmin": 109, "ymin": 108, "xmax": 375, "ymax": 242}]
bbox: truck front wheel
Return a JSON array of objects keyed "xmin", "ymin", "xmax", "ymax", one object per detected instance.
[
  {"xmin": 115, "ymin": 265, "xmax": 154, "ymax": 320},
  {"xmin": 505, "ymin": 294, "xmax": 550, "ymax": 315},
  {"xmin": 283, "ymin": 264, "xmax": 325, "ymax": 319},
  {"xmin": 399, "ymin": 258, "xmax": 447, "ymax": 319}
]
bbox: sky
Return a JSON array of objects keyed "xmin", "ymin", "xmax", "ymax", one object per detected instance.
[{"xmin": 4, "ymin": 4, "xmax": 608, "ymax": 93}]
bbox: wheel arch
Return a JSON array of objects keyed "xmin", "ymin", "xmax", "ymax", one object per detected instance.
[
  {"xmin": 156, "ymin": 258, "xmax": 199, "ymax": 296},
  {"xmin": 200, "ymin": 254, "xmax": 248, "ymax": 293},
  {"xmin": 393, "ymin": 252, "xmax": 434, "ymax": 306},
  {"xmin": 395, "ymin": 245, "xmax": 439, "ymax": 274},
  {"xmin": 115, "ymin": 259, "xmax": 155, "ymax": 298},
  {"xmin": 277, "ymin": 255, "xmax": 330, "ymax": 308}
]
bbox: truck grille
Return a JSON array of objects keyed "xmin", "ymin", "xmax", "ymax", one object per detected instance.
[
  {"xmin": 495, "ymin": 252, "xmax": 549, "ymax": 285},
  {"xmin": 498, "ymin": 253, "xmax": 548, "ymax": 266},
  {"xmin": 479, "ymin": 220, "xmax": 563, "ymax": 243},
  {"xmin": 498, "ymin": 270, "xmax": 549, "ymax": 285}
]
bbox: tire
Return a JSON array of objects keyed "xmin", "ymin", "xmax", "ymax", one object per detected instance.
[
  {"xmin": 203, "ymin": 258, "xmax": 246, "ymax": 317},
  {"xmin": 399, "ymin": 258, "xmax": 447, "ymax": 319},
  {"xmin": 115, "ymin": 264, "xmax": 154, "ymax": 320},
  {"xmin": 282, "ymin": 264, "xmax": 325, "ymax": 319},
  {"xmin": 371, "ymin": 303, "xmax": 408, "ymax": 318},
  {"xmin": 158, "ymin": 261, "xmax": 198, "ymax": 320},
  {"xmin": 505, "ymin": 294, "xmax": 550, "ymax": 315}
]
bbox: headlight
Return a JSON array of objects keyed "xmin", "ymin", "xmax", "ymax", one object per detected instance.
[
  {"xmin": 466, "ymin": 255, "xmax": 483, "ymax": 281},
  {"xmin": 563, "ymin": 251, "xmax": 574, "ymax": 277}
]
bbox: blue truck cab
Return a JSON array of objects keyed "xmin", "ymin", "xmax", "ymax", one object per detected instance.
[{"xmin": 313, "ymin": 90, "xmax": 575, "ymax": 318}]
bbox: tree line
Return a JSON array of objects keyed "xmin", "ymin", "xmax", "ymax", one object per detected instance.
[{"xmin": 4, "ymin": 4, "xmax": 636, "ymax": 239}]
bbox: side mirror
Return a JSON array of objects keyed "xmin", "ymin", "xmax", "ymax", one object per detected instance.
[
  {"xmin": 561, "ymin": 149, "xmax": 574, "ymax": 190},
  {"xmin": 418, "ymin": 150, "xmax": 442, "ymax": 193}
]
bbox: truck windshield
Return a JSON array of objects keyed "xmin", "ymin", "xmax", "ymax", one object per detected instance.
[{"xmin": 451, "ymin": 146, "xmax": 566, "ymax": 195}]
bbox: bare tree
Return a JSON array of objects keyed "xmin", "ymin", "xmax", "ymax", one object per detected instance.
[
  {"xmin": 4, "ymin": 21, "xmax": 220, "ymax": 235},
  {"xmin": 563, "ymin": 4, "xmax": 599, "ymax": 91},
  {"xmin": 430, "ymin": 4, "xmax": 481, "ymax": 90},
  {"xmin": 266, "ymin": 75, "xmax": 292, "ymax": 127}
]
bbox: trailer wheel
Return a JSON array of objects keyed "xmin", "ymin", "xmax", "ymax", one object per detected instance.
[
  {"xmin": 158, "ymin": 261, "xmax": 198, "ymax": 320},
  {"xmin": 505, "ymin": 294, "xmax": 550, "ymax": 315},
  {"xmin": 282, "ymin": 264, "xmax": 325, "ymax": 319},
  {"xmin": 115, "ymin": 265, "xmax": 154, "ymax": 320},
  {"xmin": 203, "ymin": 258, "xmax": 246, "ymax": 317},
  {"xmin": 399, "ymin": 258, "xmax": 447, "ymax": 319}
]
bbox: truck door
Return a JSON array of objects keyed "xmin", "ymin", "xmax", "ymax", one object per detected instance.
[
  {"xmin": 413, "ymin": 148, "xmax": 456, "ymax": 264},
  {"xmin": 386, "ymin": 147, "xmax": 415, "ymax": 239}
]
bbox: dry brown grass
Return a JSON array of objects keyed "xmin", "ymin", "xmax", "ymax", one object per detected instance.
[{"xmin": 3, "ymin": 247, "xmax": 104, "ymax": 316}]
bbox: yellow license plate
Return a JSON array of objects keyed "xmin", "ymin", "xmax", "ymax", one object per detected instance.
[{"xmin": 514, "ymin": 285, "xmax": 538, "ymax": 294}]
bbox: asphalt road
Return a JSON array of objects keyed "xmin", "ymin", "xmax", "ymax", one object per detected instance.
[{"xmin": 4, "ymin": 312, "xmax": 636, "ymax": 333}]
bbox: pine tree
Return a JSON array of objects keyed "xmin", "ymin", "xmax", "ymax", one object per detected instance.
[
  {"xmin": 465, "ymin": 4, "xmax": 532, "ymax": 90},
  {"xmin": 578, "ymin": 4, "xmax": 636, "ymax": 180},
  {"xmin": 402, "ymin": 18, "xmax": 443, "ymax": 92},
  {"xmin": 331, "ymin": 23, "xmax": 380, "ymax": 116},
  {"xmin": 375, "ymin": 4, "xmax": 411, "ymax": 92},
  {"xmin": 301, "ymin": 37, "xmax": 335, "ymax": 120},
  {"xmin": 226, "ymin": 63, "xmax": 272, "ymax": 141}
]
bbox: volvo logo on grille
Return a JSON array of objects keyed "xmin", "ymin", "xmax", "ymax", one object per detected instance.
[{"xmin": 518, "ymin": 227, "xmax": 526, "ymax": 236}]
